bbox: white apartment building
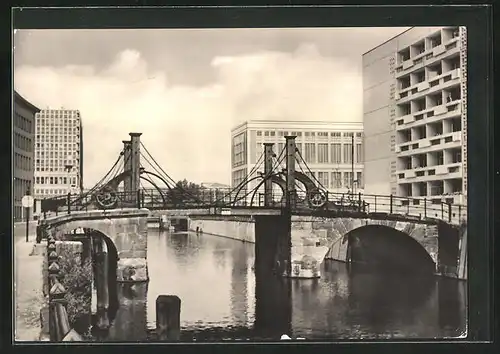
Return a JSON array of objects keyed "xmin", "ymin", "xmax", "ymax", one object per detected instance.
[
  {"xmin": 231, "ymin": 120, "xmax": 364, "ymax": 202},
  {"xmin": 34, "ymin": 109, "xmax": 84, "ymax": 199},
  {"xmin": 363, "ymin": 26, "xmax": 467, "ymax": 206}
]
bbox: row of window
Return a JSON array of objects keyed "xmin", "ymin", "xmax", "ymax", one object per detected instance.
[
  {"xmin": 36, "ymin": 132, "xmax": 79, "ymax": 140},
  {"xmin": 14, "ymin": 132, "xmax": 33, "ymax": 153},
  {"xmin": 36, "ymin": 110, "xmax": 80, "ymax": 117},
  {"xmin": 14, "ymin": 112, "xmax": 33, "ymax": 134},
  {"xmin": 14, "ymin": 152, "xmax": 32, "ymax": 172},
  {"xmin": 36, "ymin": 159, "xmax": 78, "ymax": 167},
  {"xmin": 232, "ymin": 132, "xmax": 247, "ymax": 168},
  {"xmin": 256, "ymin": 130, "xmax": 363, "ymax": 138},
  {"xmin": 34, "ymin": 188, "xmax": 73, "ymax": 197},
  {"xmin": 36, "ymin": 166, "xmax": 80, "ymax": 172},
  {"xmin": 255, "ymin": 142, "xmax": 364, "ymax": 164},
  {"xmin": 35, "ymin": 176, "xmax": 77, "ymax": 186},
  {"xmin": 309, "ymin": 171, "xmax": 364, "ymax": 190},
  {"xmin": 36, "ymin": 149, "xmax": 78, "ymax": 158},
  {"xmin": 37, "ymin": 143, "xmax": 79, "ymax": 150},
  {"xmin": 398, "ymin": 178, "xmax": 462, "ymax": 198}
]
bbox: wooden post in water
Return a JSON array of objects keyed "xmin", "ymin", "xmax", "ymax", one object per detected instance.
[
  {"xmin": 94, "ymin": 237, "xmax": 110, "ymax": 330},
  {"xmin": 156, "ymin": 295, "xmax": 181, "ymax": 341}
]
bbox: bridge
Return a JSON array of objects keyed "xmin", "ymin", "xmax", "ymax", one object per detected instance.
[{"xmin": 38, "ymin": 132, "xmax": 467, "ymax": 283}]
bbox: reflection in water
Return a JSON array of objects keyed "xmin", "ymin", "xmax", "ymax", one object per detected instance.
[{"xmin": 100, "ymin": 230, "xmax": 466, "ymax": 341}]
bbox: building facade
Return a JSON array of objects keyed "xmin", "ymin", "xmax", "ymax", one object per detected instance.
[
  {"xmin": 13, "ymin": 91, "xmax": 40, "ymax": 221},
  {"xmin": 362, "ymin": 26, "xmax": 467, "ymax": 206},
  {"xmin": 33, "ymin": 109, "xmax": 84, "ymax": 200},
  {"xmin": 231, "ymin": 120, "xmax": 364, "ymax": 202}
]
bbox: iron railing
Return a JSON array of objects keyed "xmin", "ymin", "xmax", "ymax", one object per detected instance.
[{"xmin": 39, "ymin": 188, "xmax": 466, "ymax": 225}]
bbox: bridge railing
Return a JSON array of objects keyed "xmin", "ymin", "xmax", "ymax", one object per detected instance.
[{"xmin": 252, "ymin": 190, "xmax": 466, "ymax": 225}]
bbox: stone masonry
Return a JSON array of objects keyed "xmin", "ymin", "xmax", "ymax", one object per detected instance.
[{"xmin": 40, "ymin": 208, "xmax": 150, "ymax": 283}]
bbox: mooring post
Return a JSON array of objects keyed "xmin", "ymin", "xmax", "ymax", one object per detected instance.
[
  {"xmin": 263, "ymin": 143, "xmax": 275, "ymax": 207},
  {"xmin": 94, "ymin": 238, "xmax": 110, "ymax": 330},
  {"xmin": 156, "ymin": 295, "xmax": 181, "ymax": 341}
]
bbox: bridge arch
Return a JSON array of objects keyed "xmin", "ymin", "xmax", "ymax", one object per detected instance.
[
  {"xmin": 320, "ymin": 217, "xmax": 438, "ymax": 273},
  {"xmin": 41, "ymin": 209, "xmax": 150, "ymax": 283},
  {"xmin": 344, "ymin": 224, "xmax": 436, "ymax": 274}
]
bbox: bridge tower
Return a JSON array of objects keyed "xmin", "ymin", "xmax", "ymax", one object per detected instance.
[
  {"xmin": 122, "ymin": 140, "xmax": 132, "ymax": 197},
  {"xmin": 263, "ymin": 143, "xmax": 275, "ymax": 207},
  {"xmin": 285, "ymin": 135, "xmax": 297, "ymax": 209},
  {"xmin": 129, "ymin": 132, "xmax": 142, "ymax": 205}
]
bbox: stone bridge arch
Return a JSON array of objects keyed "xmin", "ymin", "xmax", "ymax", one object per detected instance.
[
  {"xmin": 291, "ymin": 216, "xmax": 439, "ymax": 272},
  {"xmin": 40, "ymin": 208, "xmax": 150, "ymax": 283}
]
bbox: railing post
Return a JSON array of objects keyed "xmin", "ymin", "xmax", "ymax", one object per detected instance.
[
  {"xmin": 458, "ymin": 204, "xmax": 462, "ymax": 220},
  {"xmin": 389, "ymin": 194, "xmax": 393, "ymax": 214},
  {"xmin": 358, "ymin": 192, "xmax": 362, "ymax": 212},
  {"xmin": 407, "ymin": 198, "xmax": 410, "ymax": 214},
  {"xmin": 374, "ymin": 195, "xmax": 377, "ymax": 212},
  {"xmin": 448, "ymin": 203, "xmax": 452, "ymax": 222},
  {"xmin": 441, "ymin": 202, "xmax": 444, "ymax": 219},
  {"xmin": 67, "ymin": 193, "xmax": 71, "ymax": 215},
  {"xmin": 424, "ymin": 198, "xmax": 427, "ymax": 218},
  {"xmin": 137, "ymin": 190, "xmax": 141, "ymax": 209}
]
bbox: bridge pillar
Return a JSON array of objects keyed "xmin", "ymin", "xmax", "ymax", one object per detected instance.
[
  {"xmin": 254, "ymin": 214, "xmax": 292, "ymax": 277},
  {"xmin": 263, "ymin": 143, "xmax": 275, "ymax": 207},
  {"xmin": 285, "ymin": 136, "xmax": 297, "ymax": 208},
  {"xmin": 122, "ymin": 140, "xmax": 132, "ymax": 197},
  {"xmin": 129, "ymin": 133, "xmax": 142, "ymax": 205}
]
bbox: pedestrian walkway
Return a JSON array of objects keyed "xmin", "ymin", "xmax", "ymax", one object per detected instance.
[{"xmin": 14, "ymin": 234, "xmax": 44, "ymax": 341}]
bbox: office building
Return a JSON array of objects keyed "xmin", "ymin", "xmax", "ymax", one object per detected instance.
[
  {"xmin": 13, "ymin": 91, "xmax": 40, "ymax": 221},
  {"xmin": 33, "ymin": 108, "xmax": 84, "ymax": 199},
  {"xmin": 231, "ymin": 120, "xmax": 364, "ymax": 202},
  {"xmin": 362, "ymin": 26, "xmax": 467, "ymax": 206}
]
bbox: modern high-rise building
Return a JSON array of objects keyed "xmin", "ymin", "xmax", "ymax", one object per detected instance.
[
  {"xmin": 362, "ymin": 26, "xmax": 467, "ymax": 206},
  {"xmin": 33, "ymin": 109, "xmax": 84, "ymax": 199},
  {"xmin": 13, "ymin": 91, "xmax": 40, "ymax": 221},
  {"xmin": 230, "ymin": 120, "xmax": 364, "ymax": 202}
]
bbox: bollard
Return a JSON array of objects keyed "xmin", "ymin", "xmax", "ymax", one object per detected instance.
[
  {"xmin": 95, "ymin": 249, "xmax": 110, "ymax": 330},
  {"xmin": 156, "ymin": 295, "xmax": 181, "ymax": 341}
]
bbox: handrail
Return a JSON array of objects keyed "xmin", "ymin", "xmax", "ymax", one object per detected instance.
[{"xmin": 39, "ymin": 188, "xmax": 466, "ymax": 226}]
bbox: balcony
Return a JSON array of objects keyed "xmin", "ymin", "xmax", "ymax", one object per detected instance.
[
  {"xmin": 435, "ymin": 165, "xmax": 448, "ymax": 175},
  {"xmin": 451, "ymin": 131, "xmax": 462, "ymax": 142},
  {"xmin": 403, "ymin": 114, "xmax": 415, "ymax": 124},
  {"xmin": 402, "ymin": 60, "xmax": 414, "ymax": 70},
  {"xmin": 434, "ymin": 105, "xmax": 448, "ymax": 116},
  {"xmin": 417, "ymin": 81, "xmax": 430, "ymax": 92},
  {"xmin": 432, "ymin": 44, "xmax": 446, "ymax": 57}
]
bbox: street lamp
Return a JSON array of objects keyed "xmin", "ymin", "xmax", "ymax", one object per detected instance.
[{"xmin": 65, "ymin": 154, "xmax": 74, "ymax": 197}]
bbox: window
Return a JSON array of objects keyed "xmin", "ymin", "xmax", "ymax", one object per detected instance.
[
  {"xmin": 344, "ymin": 132, "xmax": 354, "ymax": 138},
  {"xmin": 343, "ymin": 143, "xmax": 353, "ymax": 164},
  {"xmin": 317, "ymin": 172, "xmax": 329, "ymax": 188},
  {"xmin": 318, "ymin": 143, "xmax": 328, "ymax": 163},
  {"xmin": 331, "ymin": 132, "xmax": 341, "ymax": 138},
  {"xmin": 304, "ymin": 143, "xmax": 316, "ymax": 163},
  {"xmin": 232, "ymin": 132, "xmax": 247, "ymax": 168},
  {"xmin": 356, "ymin": 172, "xmax": 363, "ymax": 188},
  {"xmin": 256, "ymin": 131, "xmax": 262, "ymax": 136},
  {"xmin": 344, "ymin": 172, "xmax": 354, "ymax": 188},
  {"xmin": 331, "ymin": 172, "xmax": 342, "ymax": 188},
  {"xmin": 330, "ymin": 144, "xmax": 342, "ymax": 164},
  {"xmin": 355, "ymin": 143, "xmax": 363, "ymax": 163}
]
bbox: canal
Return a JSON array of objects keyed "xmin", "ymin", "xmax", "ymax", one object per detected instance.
[{"xmin": 102, "ymin": 229, "xmax": 467, "ymax": 341}]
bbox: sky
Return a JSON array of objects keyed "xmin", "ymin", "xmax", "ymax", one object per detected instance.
[{"xmin": 13, "ymin": 27, "xmax": 408, "ymax": 188}]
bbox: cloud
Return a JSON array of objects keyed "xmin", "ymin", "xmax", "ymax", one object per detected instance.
[{"xmin": 14, "ymin": 43, "xmax": 363, "ymax": 188}]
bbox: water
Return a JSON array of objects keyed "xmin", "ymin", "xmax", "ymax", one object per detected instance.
[{"xmin": 104, "ymin": 229, "xmax": 467, "ymax": 341}]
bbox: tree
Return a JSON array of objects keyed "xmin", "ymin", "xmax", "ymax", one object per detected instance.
[{"xmin": 167, "ymin": 179, "xmax": 203, "ymax": 206}]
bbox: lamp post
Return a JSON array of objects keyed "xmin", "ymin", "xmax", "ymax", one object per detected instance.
[{"xmin": 65, "ymin": 155, "xmax": 73, "ymax": 209}]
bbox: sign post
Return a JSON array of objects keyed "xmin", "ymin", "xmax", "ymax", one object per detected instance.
[{"xmin": 22, "ymin": 188, "xmax": 34, "ymax": 243}]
